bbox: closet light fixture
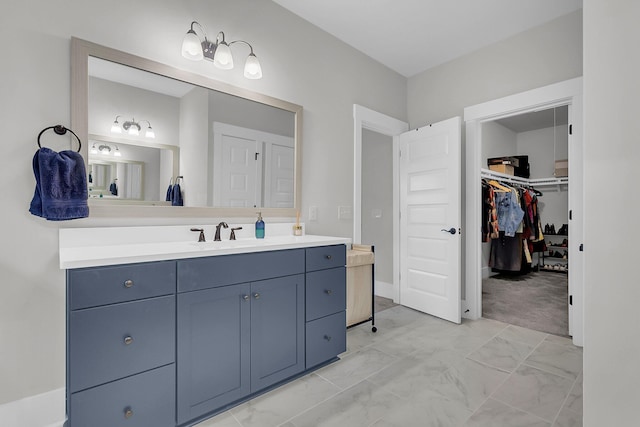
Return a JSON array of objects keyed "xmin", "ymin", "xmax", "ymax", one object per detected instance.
[
  {"xmin": 181, "ymin": 21, "xmax": 263, "ymax": 79},
  {"xmin": 110, "ymin": 116, "xmax": 155, "ymax": 138}
]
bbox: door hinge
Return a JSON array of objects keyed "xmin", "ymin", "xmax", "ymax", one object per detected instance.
[
  {"xmin": 569, "ymin": 124, "xmax": 573, "ymax": 135},
  {"xmin": 569, "ymin": 295, "xmax": 573, "ymax": 305},
  {"xmin": 579, "ymin": 244, "xmax": 584, "ymax": 252},
  {"xmin": 255, "ymin": 152, "xmax": 259, "ymax": 161},
  {"xmin": 569, "ymin": 210, "xmax": 572, "ymax": 220}
]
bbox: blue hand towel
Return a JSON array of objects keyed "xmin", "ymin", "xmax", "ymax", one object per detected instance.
[
  {"xmin": 166, "ymin": 184, "xmax": 173, "ymax": 202},
  {"xmin": 171, "ymin": 182, "xmax": 183, "ymax": 206},
  {"xmin": 29, "ymin": 147, "xmax": 89, "ymax": 220}
]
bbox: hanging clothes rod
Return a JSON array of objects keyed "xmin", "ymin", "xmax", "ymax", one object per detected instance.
[{"xmin": 480, "ymin": 168, "xmax": 568, "ymax": 189}]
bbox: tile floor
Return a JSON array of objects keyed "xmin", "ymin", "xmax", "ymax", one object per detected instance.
[{"xmin": 195, "ymin": 306, "xmax": 583, "ymax": 427}]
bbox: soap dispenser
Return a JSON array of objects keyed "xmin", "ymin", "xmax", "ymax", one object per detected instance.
[{"xmin": 255, "ymin": 212, "xmax": 265, "ymax": 239}]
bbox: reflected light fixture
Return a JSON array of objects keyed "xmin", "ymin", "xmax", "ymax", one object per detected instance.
[
  {"xmin": 90, "ymin": 143, "xmax": 122, "ymax": 157},
  {"xmin": 181, "ymin": 21, "xmax": 263, "ymax": 79},
  {"xmin": 110, "ymin": 116, "xmax": 155, "ymax": 138}
]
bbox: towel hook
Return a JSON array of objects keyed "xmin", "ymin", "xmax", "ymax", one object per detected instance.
[{"xmin": 37, "ymin": 125, "xmax": 82, "ymax": 152}]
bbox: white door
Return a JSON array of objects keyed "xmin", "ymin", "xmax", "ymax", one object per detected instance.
[
  {"xmin": 399, "ymin": 117, "xmax": 461, "ymax": 323},
  {"xmin": 263, "ymin": 142, "xmax": 295, "ymax": 208},
  {"xmin": 218, "ymin": 135, "xmax": 260, "ymax": 207}
]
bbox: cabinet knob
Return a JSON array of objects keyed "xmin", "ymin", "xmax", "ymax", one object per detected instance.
[
  {"xmin": 324, "ymin": 289, "xmax": 333, "ymax": 295},
  {"xmin": 124, "ymin": 336, "xmax": 134, "ymax": 345},
  {"xmin": 124, "ymin": 279, "xmax": 134, "ymax": 288},
  {"xmin": 124, "ymin": 407, "xmax": 133, "ymax": 419},
  {"xmin": 253, "ymin": 293, "xmax": 260, "ymax": 300},
  {"xmin": 325, "ymin": 255, "xmax": 332, "ymax": 260},
  {"xmin": 324, "ymin": 335, "xmax": 332, "ymax": 341}
]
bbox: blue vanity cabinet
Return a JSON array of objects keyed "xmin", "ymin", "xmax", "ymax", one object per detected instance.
[
  {"xmin": 304, "ymin": 245, "xmax": 347, "ymax": 369},
  {"xmin": 66, "ymin": 261, "xmax": 177, "ymax": 427},
  {"xmin": 176, "ymin": 283, "xmax": 251, "ymax": 425},
  {"xmin": 66, "ymin": 244, "xmax": 346, "ymax": 427},
  {"xmin": 176, "ymin": 251, "xmax": 305, "ymax": 424}
]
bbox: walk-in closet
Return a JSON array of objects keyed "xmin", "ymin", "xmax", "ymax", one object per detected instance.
[{"xmin": 480, "ymin": 106, "xmax": 570, "ymax": 337}]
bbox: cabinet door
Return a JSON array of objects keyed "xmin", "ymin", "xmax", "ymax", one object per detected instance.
[
  {"xmin": 250, "ymin": 274, "xmax": 305, "ymax": 391},
  {"xmin": 177, "ymin": 284, "xmax": 251, "ymax": 424}
]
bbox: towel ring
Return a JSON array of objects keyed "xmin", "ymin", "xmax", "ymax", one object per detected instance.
[{"xmin": 37, "ymin": 125, "xmax": 82, "ymax": 152}]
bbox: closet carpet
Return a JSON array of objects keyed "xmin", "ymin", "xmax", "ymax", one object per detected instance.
[{"xmin": 482, "ymin": 271, "xmax": 569, "ymax": 337}]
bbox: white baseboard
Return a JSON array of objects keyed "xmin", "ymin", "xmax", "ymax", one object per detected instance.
[
  {"xmin": 374, "ymin": 280, "xmax": 395, "ymax": 301},
  {"xmin": 0, "ymin": 388, "xmax": 65, "ymax": 427}
]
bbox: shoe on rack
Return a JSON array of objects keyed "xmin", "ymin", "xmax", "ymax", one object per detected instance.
[
  {"xmin": 544, "ymin": 224, "xmax": 550, "ymax": 234},
  {"xmin": 550, "ymin": 224, "xmax": 556, "ymax": 235},
  {"xmin": 561, "ymin": 239, "xmax": 568, "ymax": 247},
  {"xmin": 553, "ymin": 251, "xmax": 563, "ymax": 258},
  {"xmin": 563, "ymin": 251, "xmax": 568, "ymax": 259},
  {"xmin": 558, "ymin": 224, "xmax": 568, "ymax": 235}
]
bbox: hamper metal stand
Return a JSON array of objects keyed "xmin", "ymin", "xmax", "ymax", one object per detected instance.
[{"xmin": 346, "ymin": 245, "xmax": 377, "ymax": 333}]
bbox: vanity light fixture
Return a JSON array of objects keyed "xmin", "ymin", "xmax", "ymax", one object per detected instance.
[
  {"xmin": 91, "ymin": 143, "xmax": 122, "ymax": 156},
  {"xmin": 110, "ymin": 116, "xmax": 155, "ymax": 138},
  {"xmin": 181, "ymin": 21, "xmax": 263, "ymax": 80}
]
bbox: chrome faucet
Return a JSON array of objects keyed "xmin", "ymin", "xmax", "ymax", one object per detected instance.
[{"xmin": 214, "ymin": 222, "xmax": 228, "ymax": 241}]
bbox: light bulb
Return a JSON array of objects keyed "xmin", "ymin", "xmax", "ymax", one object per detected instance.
[
  {"xmin": 213, "ymin": 41, "xmax": 233, "ymax": 69},
  {"xmin": 145, "ymin": 127, "xmax": 155, "ymax": 138},
  {"xmin": 128, "ymin": 125, "xmax": 139, "ymax": 136},
  {"xmin": 244, "ymin": 53, "xmax": 262, "ymax": 79},
  {"xmin": 111, "ymin": 119, "xmax": 122, "ymax": 133},
  {"xmin": 182, "ymin": 30, "xmax": 203, "ymax": 60},
  {"xmin": 114, "ymin": 147, "xmax": 122, "ymax": 157},
  {"xmin": 90, "ymin": 144, "xmax": 98, "ymax": 154}
]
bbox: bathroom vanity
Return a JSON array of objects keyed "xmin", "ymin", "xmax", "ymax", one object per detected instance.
[{"xmin": 60, "ymin": 225, "xmax": 349, "ymax": 427}]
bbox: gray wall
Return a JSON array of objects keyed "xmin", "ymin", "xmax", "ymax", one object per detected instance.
[
  {"xmin": 583, "ymin": 1, "xmax": 640, "ymax": 425},
  {"xmin": 0, "ymin": 0, "xmax": 406, "ymax": 405},
  {"xmin": 408, "ymin": 10, "xmax": 583, "ymax": 128},
  {"xmin": 361, "ymin": 129, "xmax": 393, "ymax": 284}
]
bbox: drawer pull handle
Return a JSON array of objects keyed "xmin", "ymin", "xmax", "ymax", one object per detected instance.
[
  {"xmin": 124, "ymin": 407, "xmax": 133, "ymax": 419},
  {"xmin": 243, "ymin": 295, "xmax": 249, "ymax": 301},
  {"xmin": 325, "ymin": 255, "xmax": 332, "ymax": 260},
  {"xmin": 124, "ymin": 336, "xmax": 134, "ymax": 345},
  {"xmin": 324, "ymin": 335, "xmax": 332, "ymax": 341},
  {"xmin": 124, "ymin": 280, "xmax": 134, "ymax": 288},
  {"xmin": 324, "ymin": 289, "xmax": 332, "ymax": 295},
  {"xmin": 253, "ymin": 293, "xmax": 260, "ymax": 300}
]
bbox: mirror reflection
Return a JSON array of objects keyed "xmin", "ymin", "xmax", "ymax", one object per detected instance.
[
  {"xmin": 88, "ymin": 137, "xmax": 177, "ymax": 203},
  {"xmin": 87, "ymin": 56, "xmax": 296, "ymax": 208}
]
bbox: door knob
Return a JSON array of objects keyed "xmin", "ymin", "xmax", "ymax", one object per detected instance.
[
  {"xmin": 253, "ymin": 293, "xmax": 260, "ymax": 299},
  {"xmin": 441, "ymin": 227, "xmax": 456, "ymax": 235}
]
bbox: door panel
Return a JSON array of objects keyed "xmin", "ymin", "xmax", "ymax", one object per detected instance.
[{"xmin": 399, "ymin": 117, "xmax": 461, "ymax": 324}]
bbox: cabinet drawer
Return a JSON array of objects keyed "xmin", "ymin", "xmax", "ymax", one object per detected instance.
[
  {"xmin": 68, "ymin": 261, "xmax": 175, "ymax": 310},
  {"xmin": 69, "ymin": 295, "xmax": 175, "ymax": 392},
  {"xmin": 306, "ymin": 245, "xmax": 346, "ymax": 272},
  {"xmin": 178, "ymin": 249, "xmax": 304, "ymax": 292},
  {"xmin": 306, "ymin": 267, "xmax": 346, "ymax": 321},
  {"xmin": 69, "ymin": 364, "xmax": 175, "ymax": 427},
  {"xmin": 306, "ymin": 311, "xmax": 346, "ymax": 368}
]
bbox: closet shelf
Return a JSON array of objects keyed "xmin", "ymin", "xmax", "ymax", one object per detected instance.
[{"xmin": 481, "ymin": 168, "xmax": 568, "ymax": 191}]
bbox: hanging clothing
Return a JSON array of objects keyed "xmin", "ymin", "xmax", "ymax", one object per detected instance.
[
  {"xmin": 109, "ymin": 180, "xmax": 118, "ymax": 196},
  {"xmin": 495, "ymin": 190, "xmax": 524, "ymax": 237},
  {"xmin": 483, "ymin": 178, "xmax": 544, "ymax": 274}
]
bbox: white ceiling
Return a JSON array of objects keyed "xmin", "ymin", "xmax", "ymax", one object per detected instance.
[{"xmin": 272, "ymin": 0, "xmax": 582, "ymax": 77}]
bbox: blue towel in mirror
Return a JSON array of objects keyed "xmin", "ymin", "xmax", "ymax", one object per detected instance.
[
  {"xmin": 171, "ymin": 182, "xmax": 183, "ymax": 206},
  {"xmin": 30, "ymin": 147, "xmax": 89, "ymax": 220}
]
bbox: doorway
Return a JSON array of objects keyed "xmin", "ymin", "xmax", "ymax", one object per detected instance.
[
  {"xmin": 464, "ymin": 77, "xmax": 584, "ymax": 346},
  {"xmin": 353, "ymin": 105, "xmax": 408, "ymax": 302},
  {"xmin": 480, "ymin": 106, "xmax": 570, "ymax": 337}
]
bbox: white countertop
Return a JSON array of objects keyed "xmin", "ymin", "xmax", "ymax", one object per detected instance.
[{"xmin": 59, "ymin": 224, "xmax": 351, "ymax": 269}]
